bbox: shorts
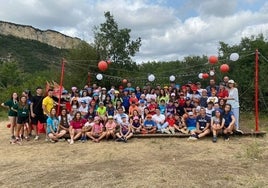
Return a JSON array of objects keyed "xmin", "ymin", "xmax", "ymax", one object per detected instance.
[
  {"xmin": 17, "ymin": 116, "xmax": 29, "ymax": 124},
  {"xmin": 31, "ymin": 114, "xmax": 47, "ymax": 125},
  {"xmin": 188, "ymin": 127, "xmax": 196, "ymax": 131}
]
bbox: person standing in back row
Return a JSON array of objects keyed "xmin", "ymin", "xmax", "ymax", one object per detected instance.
[
  {"xmin": 30, "ymin": 87, "xmax": 46, "ymax": 140},
  {"xmin": 225, "ymin": 80, "xmax": 242, "ymax": 133}
]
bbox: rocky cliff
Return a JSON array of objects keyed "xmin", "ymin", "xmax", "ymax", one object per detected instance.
[{"xmin": 0, "ymin": 21, "xmax": 82, "ymax": 49}]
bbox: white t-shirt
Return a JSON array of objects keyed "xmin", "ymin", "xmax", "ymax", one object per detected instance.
[{"xmin": 152, "ymin": 114, "xmax": 166, "ymax": 124}]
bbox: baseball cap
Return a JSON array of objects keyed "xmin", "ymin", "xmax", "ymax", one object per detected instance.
[
  {"xmin": 188, "ymin": 112, "xmax": 194, "ymax": 116},
  {"xmin": 94, "ymin": 116, "xmax": 100, "ymax": 121},
  {"xmin": 228, "ymin": 80, "xmax": 235, "ymax": 84},
  {"xmin": 139, "ymin": 99, "xmax": 145, "ymax": 103},
  {"xmin": 171, "ymin": 93, "xmax": 176, "ymax": 96},
  {"xmin": 81, "ymin": 100, "xmax": 87, "ymax": 104},
  {"xmin": 108, "ymin": 115, "xmax": 113, "ymax": 119},
  {"xmin": 186, "ymin": 97, "xmax": 191, "ymax": 101}
]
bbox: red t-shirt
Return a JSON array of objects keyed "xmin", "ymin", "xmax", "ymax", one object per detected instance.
[
  {"xmin": 217, "ymin": 89, "xmax": 228, "ymax": 99},
  {"xmin": 70, "ymin": 118, "xmax": 87, "ymax": 129},
  {"xmin": 166, "ymin": 117, "xmax": 175, "ymax": 127}
]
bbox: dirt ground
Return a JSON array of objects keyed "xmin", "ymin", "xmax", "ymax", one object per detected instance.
[{"xmin": 0, "ymin": 121, "xmax": 267, "ymax": 188}]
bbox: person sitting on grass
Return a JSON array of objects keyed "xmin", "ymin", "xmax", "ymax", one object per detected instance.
[
  {"xmin": 188, "ymin": 107, "xmax": 211, "ymax": 140},
  {"xmin": 86, "ymin": 116, "xmax": 106, "ymax": 143},
  {"xmin": 183, "ymin": 111, "xmax": 197, "ymax": 137},
  {"xmin": 222, "ymin": 104, "xmax": 235, "ymax": 141},
  {"xmin": 80, "ymin": 115, "xmax": 94, "ymax": 142},
  {"xmin": 115, "ymin": 115, "xmax": 133, "ymax": 142},
  {"xmin": 173, "ymin": 114, "xmax": 187, "ymax": 134},
  {"xmin": 105, "ymin": 116, "xmax": 117, "ymax": 140},
  {"xmin": 152, "ymin": 108, "xmax": 168, "ymax": 133},
  {"xmin": 58, "ymin": 108, "xmax": 72, "ymax": 140},
  {"xmin": 96, "ymin": 102, "xmax": 107, "ymax": 123},
  {"xmin": 69, "ymin": 111, "xmax": 87, "ymax": 145},
  {"xmin": 141, "ymin": 114, "xmax": 157, "ymax": 134},
  {"xmin": 46, "ymin": 108, "xmax": 60, "ymax": 143},
  {"xmin": 163, "ymin": 113, "xmax": 176, "ymax": 134},
  {"xmin": 131, "ymin": 116, "xmax": 142, "ymax": 134},
  {"xmin": 211, "ymin": 109, "xmax": 225, "ymax": 143}
]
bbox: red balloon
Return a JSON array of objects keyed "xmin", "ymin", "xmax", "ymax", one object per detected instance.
[
  {"xmin": 208, "ymin": 56, "xmax": 218, "ymax": 64},
  {"xmin": 202, "ymin": 73, "xmax": 209, "ymax": 79},
  {"xmin": 98, "ymin": 61, "xmax": 108, "ymax": 71},
  {"xmin": 122, "ymin": 79, "xmax": 128, "ymax": 84},
  {"xmin": 220, "ymin": 64, "xmax": 229, "ymax": 73}
]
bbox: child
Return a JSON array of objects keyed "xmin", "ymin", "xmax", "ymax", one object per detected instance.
[
  {"xmin": 164, "ymin": 113, "xmax": 176, "ymax": 134},
  {"xmin": 80, "ymin": 115, "xmax": 94, "ymax": 142},
  {"xmin": 158, "ymin": 99, "xmax": 166, "ymax": 115},
  {"xmin": 86, "ymin": 116, "xmax": 106, "ymax": 143},
  {"xmin": 96, "ymin": 102, "xmax": 107, "ymax": 123},
  {"xmin": 141, "ymin": 114, "xmax": 157, "ymax": 134},
  {"xmin": 105, "ymin": 116, "xmax": 116, "ymax": 139},
  {"xmin": 211, "ymin": 109, "xmax": 225, "ymax": 142},
  {"xmin": 131, "ymin": 116, "xmax": 142, "ymax": 134},
  {"xmin": 115, "ymin": 115, "xmax": 133, "ymax": 142}
]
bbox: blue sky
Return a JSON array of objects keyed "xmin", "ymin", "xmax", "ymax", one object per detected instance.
[{"xmin": 0, "ymin": 0, "xmax": 267, "ymax": 63}]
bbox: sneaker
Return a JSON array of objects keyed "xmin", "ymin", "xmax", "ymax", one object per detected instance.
[
  {"xmin": 50, "ymin": 139, "xmax": 56, "ymax": 143},
  {"xmin": 45, "ymin": 138, "xmax": 49, "ymax": 142},
  {"xmin": 70, "ymin": 139, "xmax": 74, "ymax": 145},
  {"xmin": 212, "ymin": 136, "xmax": 217, "ymax": 143},
  {"xmin": 180, "ymin": 128, "xmax": 189, "ymax": 134},
  {"xmin": 224, "ymin": 137, "xmax": 230, "ymax": 142},
  {"xmin": 234, "ymin": 129, "xmax": 244, "ymax": 135},
  {"xmin": 188, "ymin": 136, "xmax": 197, "ymax": 141},
  {"xmin": 11, "ymin": 135, "xmax": 16, "ymax": 140},
  {"xmin": 34, "ymin": 136, "xmax": 39, "ymax": 141},
  {"xmin": 67, "ymin": 139, "xmax": 71, "ymax": 143},
  {"xmin": 163, "ymin": 129, "xmax": 171, "ymax": 134},
  {"xmin": 59, "ymin": 138, "xmax": 65, "ymax": 142},
  {"xmin": 115, "ymin": 138, "xmax": 122, "ymax": 142}
]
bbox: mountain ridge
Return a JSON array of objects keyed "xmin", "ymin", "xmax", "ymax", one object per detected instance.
[{"xmin": 0, "ymin": 20, "xmax": 83, "ymax": 49}]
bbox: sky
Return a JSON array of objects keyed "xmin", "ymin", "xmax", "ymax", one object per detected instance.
[{"xmin": 0, "ymin": 0, "xmax": 268, "ymax": 63}]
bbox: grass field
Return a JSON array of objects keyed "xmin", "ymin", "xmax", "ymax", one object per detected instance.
[{"xmin": 0, "ymin": 112, "xmax": 267, "ymax": 188}]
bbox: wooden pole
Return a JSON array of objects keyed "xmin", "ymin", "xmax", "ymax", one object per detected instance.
[
  {"xmin": 255, "ymin": 49, "xmax": 259, "ymax": 132},
  {"xmin": 57, "ymin": 58, "xmax": 65, "ymax": 115}
]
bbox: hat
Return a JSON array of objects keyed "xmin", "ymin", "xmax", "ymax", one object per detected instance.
[
  {"xmin": 228, "ymin": 80, "xmax": 235, "ymax": 84},
  {"xmin": 121, "ymin": 114, "xmax": 127, "ymax": 119},
  {"xmin": 108, "ymin": 115, "xmax": 113, "ymax": 119},
  {"xmin": 139, "ymin": 99, "xmax": 145, "ymax": 103},
  {"xmin": 114, "ymin": 90, "xmax": 119, "ymax": 94},
  {"xmin": 101, "ymin": 87, "xmax": 106, "ymax": 90},
  {"xmin": 191, "ymin": 87, "xmax": 197, "ymax": 91},
  {"xmin": 164, "ymin": 86, "xmax": 168, "ymax": 89},
  {"xmin": 196, "ymin": 82, "xmax": 201, "ymax": 85},
  {"xmin": 119, "ymin": 86, "xmax": 124, "ymax": 89},
  {"xmin": 93, "ymin": 93, "xmax": 99, "ymax": 97},
  {"xmin": 99, "ymin": 102, "xmax": 104, "ymax": 105},
  {"xmin": 88, "ymin": 115, "xmax": 93, "ymax": 119},
  {"xmin": 94, "ymin": 116, "xmax": 100, "ymax": 121},
  {"xmin": 146, "ymin": 114, "xmax": 152, "ymax": 118},
  {"xmin": 81, "ymin": 100, "xmax": 87, "ymax": 104},
  {"xmin": 71, "ymin": 86, "xmax": 77, "ymax": 91},
  {"xmin": 186, "ymin": 97, "xmax": 191, "ymax": 101},
  {"xmin": 188, "ymin": 112, "xmax": 194, "ymax": 116},
  {"xmin": 171, "ymin": 93, "xmax": 176, "ymax": 96},
  {"xmin": 133, "ymin": 116, "xmax": 139, "ymax": 120}
]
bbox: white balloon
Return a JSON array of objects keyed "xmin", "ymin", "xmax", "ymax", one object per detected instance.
[
  {"xmin": 148, "ymin": 74, "xmax": 155, "ymax": 82},
  {"xmin": 209, "ymin": 70, "xmax": 215, "ymax": 76},
  {"xmin": 96, "ymin": 73, "xmax": 103, "ymax": 80},
  {"xmin": 198, "ymin": 73, "xmax": 203, "ymax": 79},
  {"xmin": 230, "ymin": 53, "xmax": 239, "ymax": 61},
  {"xmin": 169, "ymin": 75, "xmax": 176, "ymax": 82}
]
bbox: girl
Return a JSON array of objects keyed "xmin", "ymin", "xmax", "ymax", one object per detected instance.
[
  {"xmin": 86, "ymin": 116, "xmax": 106, "ymax": 143},
  {"xmin": 116, "ymin": 115, "xmax": 133, "ymax": 142},
  {"xmin": 131, "ymin": 116, "xmax": 142, "ymax": 134},
  {"xmin": 47, "ymin": 108, "xmax": 60, "ymax": 143},
  {"xmin": 11, "ymin": 95, "xmax": 29, "ymax": 144},
  {"xmin": 70, "ymin": 98, "xmax": 79, "ymax": 118},
  {"xmin": 164, "ymin": 113, "xmax": 176, "ymax": 134},
  {"xmin": 105, "ymin": 116, "xmax": 116, "ymax": 139},
  {"xmin": 58, "ymin": 108, "xmax": 72, "ymax": 139},
  {"xmin": 211, "ymin": 109, "xmax": 225, "ymax": 143},
  {"xmin": 80, "ymin": 116, "xmax": 94, "ymax": 142},
  {"xmin": 69, "ymin": 111, "xmax": 87, "ymax": 144},
  {"xmin": 1, "ymin": 92, "xmax": 18, "ymax": 141},
  {"xmin": 222, "ymin": 104, "xmax": 236, "ymax": 141}
]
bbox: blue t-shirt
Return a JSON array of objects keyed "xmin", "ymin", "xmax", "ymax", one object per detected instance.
[
  {"xmin": 158, "ymin": 104, "xmax": 166, "ymax": 115},
  {"xmin": 196, "ymin": 115, "xmax": 210, "ymax": 130},
  {"xmin": 186, "ymin": 117, "xmax": 196, "ymax": 130},
  {"xmin": 143, "ymin": 120, "xmax": 156, "ymax": 127},
  {"xmin": 47, "ymin": 117, "xmax": 59, "ymax": 134},
  {"xmin": 223, "ymin": 111, "xmax": 234, "ymax": 127}
]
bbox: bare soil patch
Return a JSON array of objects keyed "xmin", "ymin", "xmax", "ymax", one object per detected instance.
[{"xmin": 0, "ymin": 121, "xmax": 267, "ymax": 188}]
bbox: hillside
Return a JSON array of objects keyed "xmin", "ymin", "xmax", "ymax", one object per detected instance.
[
  {"xmin": 0, "ymin": 34, "xmax": 69, "ymax": 72},
  {"xmin": 0, "ymin": 21, "xmax": 82, "ymax": 49}
]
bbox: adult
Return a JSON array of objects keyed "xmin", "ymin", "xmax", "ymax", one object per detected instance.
[
  {"xmin": 1, "ymin": 92, "xmax": 18, "ymax": 140},
  {"xmin": 30, "ymin": 87, "xmax": 46, "ymax": 140},
  {"xmin": 222, "ymin": 104, "xmax": 235, "ymax": 141},
  {"xmin": 114, "ymin": 107, "xmax": 129, "ymax": 125},
  {"xmin": 226, "ymin": 79, "xmax": 241, "ymax": 131},
  {"xmin": 206, "ymin": 79, "xmax": 219, "ymax": 97},
  {"xmin": 152, "ymin": 108, "xmax": 168, "ymax": 132}
]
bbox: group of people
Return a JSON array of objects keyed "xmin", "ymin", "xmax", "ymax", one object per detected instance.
[{"xmin": 1, "ymin": 75, "xmax": 241, "ymax": 144}]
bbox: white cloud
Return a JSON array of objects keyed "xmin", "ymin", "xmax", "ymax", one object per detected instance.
[{"xmin": 0, "ymin": 0, "xmax": 267, "ymax": 63}]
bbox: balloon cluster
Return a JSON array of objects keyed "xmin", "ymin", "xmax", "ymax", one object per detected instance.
[{"xmin": 198, "ymin": 53, "xmax": 239, "ymax": 79}]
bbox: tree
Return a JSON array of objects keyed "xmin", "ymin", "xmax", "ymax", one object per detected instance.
[{"xmin": 94, "ymin": 11, "xmax": 142, "ymax": 66}]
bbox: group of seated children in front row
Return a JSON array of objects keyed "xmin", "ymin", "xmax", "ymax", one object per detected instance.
[{"xmin": 44, "ymin": 101, "xmax": 236, "ymax": 145}]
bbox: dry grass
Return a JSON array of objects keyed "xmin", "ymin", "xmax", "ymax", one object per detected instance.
[{"xmin": 0, "ymin": 119, "xmax": 267, "ymax": 188}]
